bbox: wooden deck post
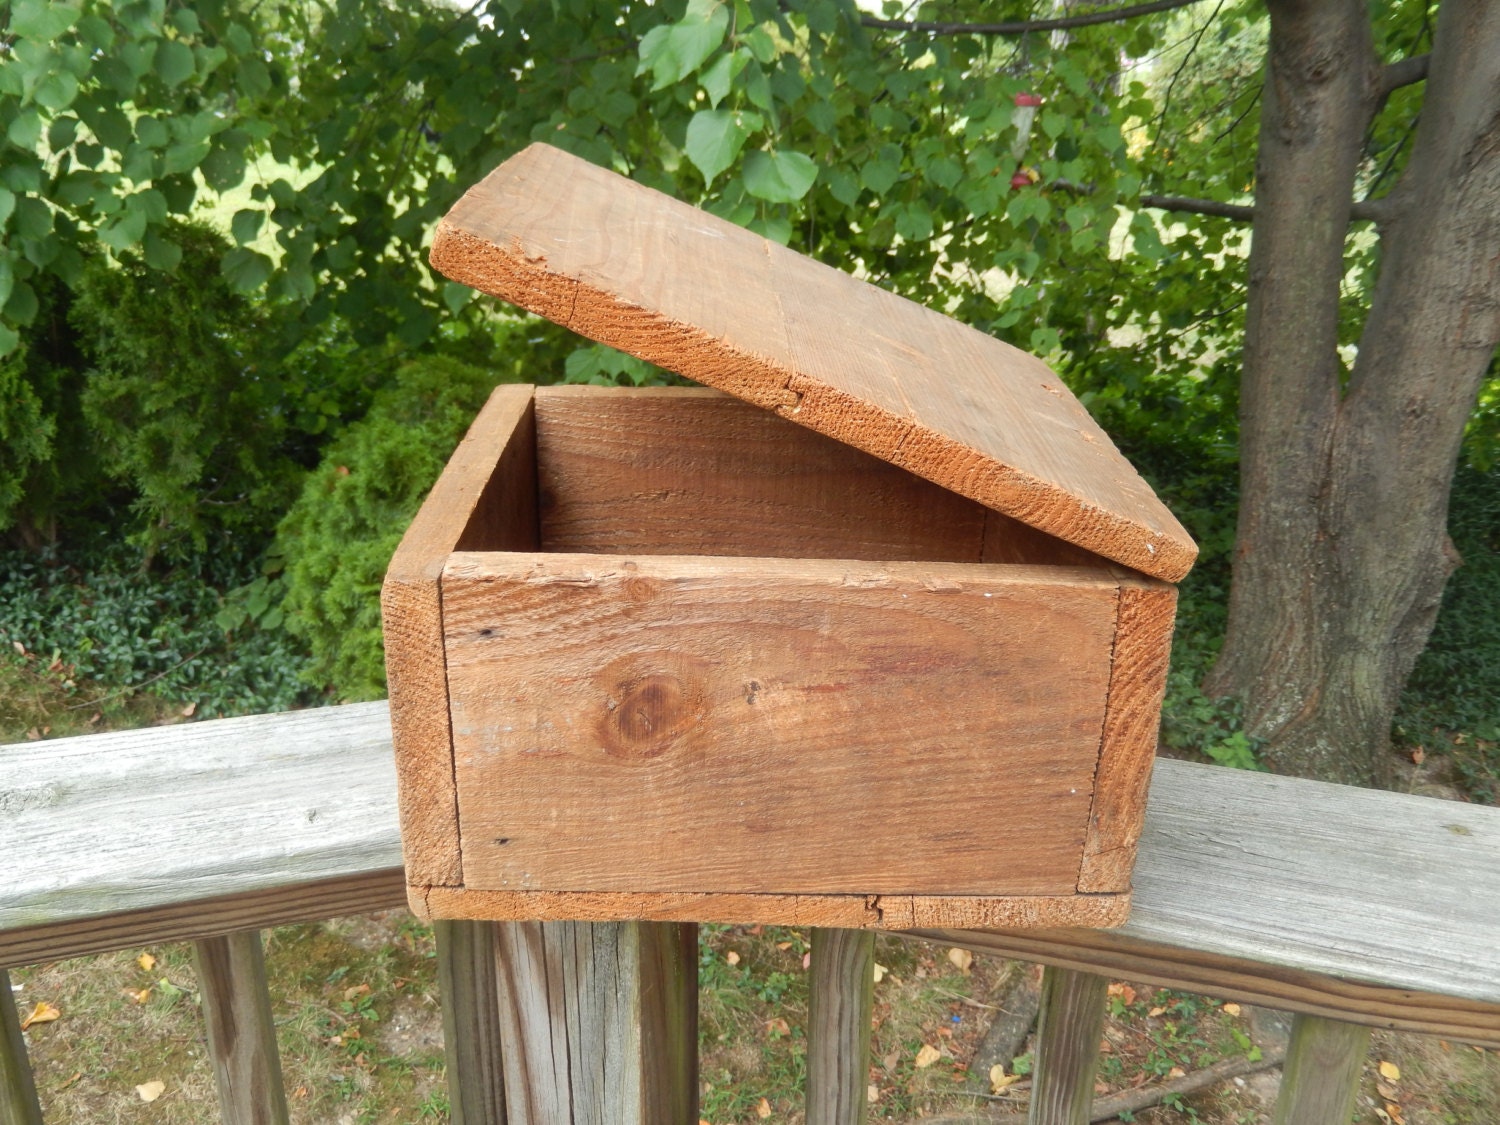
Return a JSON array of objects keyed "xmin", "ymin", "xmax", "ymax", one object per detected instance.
[
  {"xmin": 1027, "ymin": 967, "xmax": 1109, "ymax": 1125},
  {"xmin": 807, "ymin": 928, "xmax": 875, "ymax": 1125},
  {"xmin": 435, "ymin": 920, "xmax": 508, "ymax": 1125},
  {"xmin": 1271, "ymin": 1013, "xmax": 1371, "ymax": 1125},
  {"xmin": 492, "ymin": 921, "xmax": 697, "ymax": 1125},
  {"xmin": 193, "ymin": 931, "xmax": 290, "ymax": 1125},
  {"xmin": 0, "ymin": 969, "xmax": 42, "ymax": 1125}
]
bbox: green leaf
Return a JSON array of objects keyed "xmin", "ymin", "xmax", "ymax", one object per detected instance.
[
  {"xmin": 0, "ymin": 189, "xmax": 14, "ymax": 230},
  {"xmin": 860, "ymin": 157, "xmax": 899, "ymax": 195},
  {"xmin": 0, "ymin": 323, "xmax": 18, "ymax": 358},
  {"xmin": 221, "ymin": 247, "xmax": 272, "ymax": 293},
  {"xmin": 826, "ymin": 167, "xmax": 859, "ymax": 207},
  {"xmin": 200, "ymin": 145, "xmax": 246, "ymax": 192},
  {"xmin": 744, "ymin": 25, "xmax": 777, "ymax": 64},
  {"xmin": 142, "ymin": 229, "xmax": 181, "ymax": 271},
  {"xmin": 7, "ymin": 111, "xmax": 43, "ymax": 151},
  {"xmin": 639, "ymin": 0, "xmax": 729, "ymax": 91},
  {"xmin": 5, "ymin": 282, "xmax": 39, "ymax": 326},
  {"xmin": 0, "ymin": 255, "xmax": 13, "ymax": 307},
  {"xmin": 34, "ymin": 70, "xmax": 80, "ymax": 111},
  {"xmin": 743, "ymin": 149, "xmax": 817, "ymax": 203},
  {"xmin": 231, "ymin": 209, "xmax": 264, "ymax": 245},
  {"xmin": 11, "ymin": 0, "xmax": 80, "ymax": 43},
  {"xmin": 162, "ymin": 140, "xmax": 210, "ymax": 175},
  {"xmin": 136, "ymin": 117, "xmax": 169, "ymax": 149},
  {"xmin": 685, "ymin": 109, "xmax": 752, "ymax": 185},
  {"xmin": 156, "ymin": 41, "xmax": 196, "ymax": 88},
  {"xmin": 12, "ymin": 196, "xmax": 50, "ymax": 240},
  {"xmin": 443, "ymin": 282, "xmax": 472, "ymax": 315},
  {"xmin": 47, "ymin": 115, "xmax": 77, "ymax": 149},
  {"xmin": 895, "ymin": 202, "xmax": 933, "ymax": 242},
  {"xmin": 700, "ymin": 48, "xmax": 748, "ymax": 110},
  {"xmin": 171, "ymin": 8, "xmax": 201, "ymax": 35}
]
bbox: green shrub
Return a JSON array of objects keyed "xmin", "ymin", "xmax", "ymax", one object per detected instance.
[{"xmin": 275, "ymin": 355, "xmax": 516, "ymax": 700}]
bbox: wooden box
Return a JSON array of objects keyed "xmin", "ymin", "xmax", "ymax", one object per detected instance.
[{"xmin": 383, "ymin": 145, "xmax": 1196, "ymax": 930}]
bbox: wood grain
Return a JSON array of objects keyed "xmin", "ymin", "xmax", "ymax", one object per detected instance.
[
  {"xmin": 1271, "ymin": 1015, "xmax": 1371, "ymax": 1125},
  {"xmin": 534, "ymin": 386, "xmax": 988, "ymax": 562},
  {"xmin": 1077, "ymin": 575, "xmax": 1178, "ymax": 892},
  {"xmin": 0, "ymin": 969, "xmax": 42, "ymax": 1125},
  {"xmin": 434, "ymin": 921, "xmax": 507, "ymax": 1125},
  {"xmin": 414, "ymin": 888, "xmax": 1129, "ymax": 930},
  {"xmin": 1028, "ymin": 968, "xmax": 1108, "ymax": 1125},
  {"xmin": 807, "ymin": 929, "xmax": 875, "ymax": 1125},
  {"xmin": 492, "ymin": 921, "xmax": 697, "ymax": 1124},
  {"xmin": 429, "ymin": 143, "xmax": 1197, "ymax": 582},
  {"xmin": 442, "ymin": 552, "xmax": 1117, "ymax": 896},
  {"xmin": 383, "ymin": 383, "xmax": 538, "ymax": 888},
  {"xmin": 193, "ymin": 931, "xmax": 290, "ymax": 1125}
]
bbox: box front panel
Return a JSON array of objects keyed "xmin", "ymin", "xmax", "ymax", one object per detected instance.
[{"xmin": 442, "ymin": 553, "xmax": 1118, "ymax": 897}]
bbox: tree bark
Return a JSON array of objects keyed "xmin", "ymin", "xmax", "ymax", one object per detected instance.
[{"xmin": 1207, "ymin": 0, "xmax": 1500, "ymax": 785}]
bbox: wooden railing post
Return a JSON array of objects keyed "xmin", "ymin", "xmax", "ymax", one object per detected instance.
[
  {"xmin": 436, "ymin": 920, "xmax": 507, "ymax": 1125},
  {"xmin": 807, "ymin": 927, "xmax": 875, "ymax": 1125},
  {"xmin": 0, "ymin": 969, "xmax": 42, "ymax": 1125},
  {"xmin": 193, "ymin": 931, "xmax": 290, "ymax": 1125},
  {"xmin": 1027, "ymin": 967, "xmax": 1109, "ymax": 1125},
  {"xmin": 1271, "ymin": 1013, "xmax": 1371, "ymax": 1125},
  {"xmin": 492, "ymin": 920, "xmax": 696, "ymax": 1125}
]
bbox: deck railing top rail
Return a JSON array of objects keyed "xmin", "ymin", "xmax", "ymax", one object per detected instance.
[{"xmin": 2, "ymin": 701, "xmax": 1499, "ymax": 1043}]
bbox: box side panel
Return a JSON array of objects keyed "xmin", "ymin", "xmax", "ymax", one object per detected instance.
[
  {"xmin": 533, "ymin": 386, "xmax": 987, "ymax": 562},
  {"xmin": 416, "ymin": 887, "xmax": 1130, "ymax": 930},
  {"xmin": 382, "ymin": 384, "xmax": 537, "ymax": 887},
  {"xmin": 441, "ymin": 553, "xmax": 1117, "ymax": 897},
  {"xmin": 1076, "ymin": 575, "xmax": 1178, "ymax": 893}
]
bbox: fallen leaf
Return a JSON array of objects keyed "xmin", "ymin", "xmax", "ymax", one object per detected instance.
[
  {"xmin": 756, "ymin": 1096, "xmax": 771, "ymax": 1118},
  {"xmin": 180, "ymin": 701, "xmax": 197, "ymax": 718},
  {"xmin": 87, "ymin": 712, "xmax": 101, "ymax": 725},
  {"xmin": 1411, "ymin": 747, "xmax": 1426, "ymax": 764},
  {"xmin": 914, "ymin": 1043, "xmax": 942, "ymax": 1069},
  {"xmin": 775, "ymin": 941, "xmax": 792, "ymax": 951},
  {"xmin": 1376, "ymin": 1080, "xmax": 1401, "ymax": 1100},
  {"xmin": 1168, "ymin": 1066, "xmax": 1186, "ymax": 1079},
  {"xmin": 20, "ymin": 1001, "xmax": 59, "ymax": 1030},
  {"xmin": 293, "ymin": 1086, "xmax": 309, "ymax": 1099},
  {"xmin": 867, "ymin": 1084, "xmax": 879, "ymax": 1103},
  {"xmin": 138, "ymin": 952, "xmax": 157, "ymax": 972},
  {"xmin": 725, "ymin": 951, "xmax": 740, "ymax": 966},
  {"xmin": 1106, "ymin": 983, "xmax": 1137, "ymax": 1005},
  {"xmin": 12, "ymin": 641, "xmax": 25, "ymax": 656},
  {"xmin": 1439, "ymin": 1040, "xmax": 1451, "ymax": 1051},
  {"xmin": 1099, "ymin": 1037, "xmax": 1114, "ymax": 1053},
  {"xmin": 25, "ymin": 728, "xmax": 40, "ymax": 741},
  {"xmin": 883, "ymin": 1050, "xmax": 899, "ymax": 1070},
  {"xmin": 343, "ymin": 1027, "xmax": 361, "ymax": 1040},
  {"xmin": 747, "ymin": 925, "xmax": 763, "ymax": 936},
  {"xmin": 1384, "ymin": 1101, "xmax": 1406, "ymax": 1125},
  {"xmin": 58, "ymin": 1072, "xmax": 82, "ymax": 1090},
  {"xmin": 989, "ymin": 1064, "xmax": 1020, "ymax": 1093},
  {"xmin": 1222, "ymin": 1002, "xmax": 1241, "ymax": 1016},
  {"xmin": 343, "ymin": 983, "xmax": 370, "ymax": 1000},
  {"xmin": 948, "ymin": 947, "xmax": 973, "ymax": 973},
  {"xmin": 122, "ymin": 987, "xmax": 152, "ymax": 1005},
  {"xmin": 872, "ymin": 962, "xmax": 888, "ymax": 984},
  {"xmin": 1147, "ymin": 1006, "xmax": 1166, "ymax": 1017},
  {"xmin": 136, "ymin": 1080, "xmax": 165, "ymax": 1102},
  {"xmin": 1379, "ymin": 1060, "xmax": 1401, "ymax": 1082},
  {"xmin": 802, "ymin": 952, "xmax": 811, "ymax": 970},
  {"xmin": 765, "ymin": 1017, "xmax": 790, "ymax": 1037}
]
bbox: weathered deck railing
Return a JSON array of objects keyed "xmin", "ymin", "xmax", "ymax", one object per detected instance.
[{"xmin": 3, "ymin": 701, "xmax": 1498, "ymax": 1124}]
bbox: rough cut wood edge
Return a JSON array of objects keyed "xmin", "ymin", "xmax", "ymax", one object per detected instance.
[
  {"xmin": 382, "ymin": 383, "xmax": 537, "ymax": 887},
  {"xmin": 1077, "ymin": 575, "xmax": 1178, "ymax": 893},
  {"xmin": 411, "ymin": 888, "xmax": 1130, "ymax": 930},
  {"xmin": 193, "ymin": 931, "xmax": 290, "ymax": 1125},
  {"xmin": 428, "ymin": 147, "xmax": 1196, "ymax": 583},
  {"xmin": 910, "ymin": 927, "xmax": 1500, "ymax": 1047},
  {"xmin": 0, "ymin": 869, "xmax": 407, "ymax": 969}
]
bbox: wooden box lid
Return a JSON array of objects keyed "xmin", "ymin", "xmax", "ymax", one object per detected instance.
[{"xmin": 429, "ymin": 143, "xmax": 1196, "ymax": 583}]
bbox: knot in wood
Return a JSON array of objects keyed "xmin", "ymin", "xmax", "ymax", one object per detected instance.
[{"xmin": 600, "ymin": 671, "xmax": 704, "ymax": 759}]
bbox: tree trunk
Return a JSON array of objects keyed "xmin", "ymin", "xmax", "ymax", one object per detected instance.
[{"xmin": 1208, "ymin": 0, "xmax": 1500, "ymax": 785}]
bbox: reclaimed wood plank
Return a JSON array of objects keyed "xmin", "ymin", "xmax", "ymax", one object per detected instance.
[
  {"xmin": 1271, "ymin": 1015, "xmax": 1371, "ymax": 1125},
  {"xmin": 807, "ymin": 928, "xmax": 875, "ymax": 1125},
  {"xmin": 193, "ymin": 931, "xmax": 290, "ymax": 1125},
  {"xmin": 0, "ymin": 701, "xmax": 400, "ymax": 934},
  {"xmin": 382, "ymin": 383, "xmax": 538, "ymax": 890},
  {"xmin": 0, "ymin": 969, "xmax": 42, "ymax": 1125},
  {"xmin": 493, "ymin": 921, "xmax": 696, "ymax": 1124},
  {"xmin": 429, "ymin": 143, "xmax": 1196, "ymax": 582},
  {"xmin": 434, "ymin": 920, "xmax": 507, "ymax": 1125},
  {"xmin": 441, "ymin": 553, "xmax": 1117, "ymax": 896},
  {"xmin": 1027, "ymin": 968, "xmax": 1108, "ymax": 1125},
  {"xmin": 533, "ymin": 386, "xmax": 987, "ymax": 562}
]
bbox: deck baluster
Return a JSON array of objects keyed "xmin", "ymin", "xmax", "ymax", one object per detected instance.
[
  {"xmin": 807, "ymin": 927, "xmax": 876, "ymax": 1125},
  {"xmin": 1027, "ymin": 967, "xmax": 1109, "ymax": 1125},
  {"xmin": 0, "ymin": 968, "xmax": 42, "ymax": 1125},
  {"xmin": 193, "ymin": 931, "xmax": 290, "ymax": 1125},
  {"xmin": 436, "ymin": 920, "xmax": 508, "ymax": 1125},
  {"xmin": 1271, "ymin": 1013, "xmax": 1371, "ymax": 1125}
]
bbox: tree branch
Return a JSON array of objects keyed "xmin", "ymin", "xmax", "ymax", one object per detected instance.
[
  {"xmin": 1140, "ymin": 193, "xmax": 1392, "ymax": 223},
  {"xmin": 1379, "ymin": 53, "xmax": 1430, "ymax": 96},
  {"xmin": 861, "ymin": 0, "xmax": 1205, "ymax": 37}
]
